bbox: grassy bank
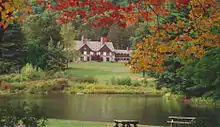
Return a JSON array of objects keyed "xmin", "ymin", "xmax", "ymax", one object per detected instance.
[
  {"xmin": 0, "ymin": 62, "xmax": 219, "ymax": 106},
  {"xmin": 0, "ymin": 62, "xmax": 161, "ymax": 95},
  {"xmin": 47, "ymin": 119, "xmax": 163, "ymax": 127},
  {"xmin": 0, "ymin": 77, "xmax": 165, "ymax": 96}
]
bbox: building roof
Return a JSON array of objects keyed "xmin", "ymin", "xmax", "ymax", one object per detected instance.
[
  {"xmin": 99, "ymin": 42, "xmax": 115, "ymax": 51},
  {"xmin": 75, "ymin": 39, "xmax": 131, "ymax": 54},
  {"xmin": 75, "ymin": 40, "xmax": 115, "ymax": 52}
]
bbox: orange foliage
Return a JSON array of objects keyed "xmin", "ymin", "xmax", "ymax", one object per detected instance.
[
  {"xmin": 128, "ymin": 0, "xmax": 220, "ymax": 74},
  {"xmin": 0, "ymin": 0, "xmax": 31, "ymax": 29}
]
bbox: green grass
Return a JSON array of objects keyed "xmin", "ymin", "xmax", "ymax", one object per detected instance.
[
  {"xmin": 67, "ymin": 62, "xmax": 143, "ymax": 83},
  {"xmin": 47, "ymin": 119, "xmax": 162, "ymax": 127}
]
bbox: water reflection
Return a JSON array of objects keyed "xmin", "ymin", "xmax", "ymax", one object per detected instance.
[{"xmin": 0, "ymin": 94, "xmax": 220, "ymax": 126}]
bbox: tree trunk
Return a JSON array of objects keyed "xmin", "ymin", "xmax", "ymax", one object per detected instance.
[
  {"xmin": 0, "ymin": 27, "xmax": 4, "ymax": 42},
  {"xmin": 142, "ymin": 70, "xmax": 146, "ymax": 77}
]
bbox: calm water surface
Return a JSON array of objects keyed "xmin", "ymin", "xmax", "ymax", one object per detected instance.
[{"xmin": 0, "ymin": 93, "xmax": 220, "ymax": 126}]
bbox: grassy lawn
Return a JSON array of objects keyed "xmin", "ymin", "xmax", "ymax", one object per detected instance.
[
  {"xmin": 48, "ymin": 119, "xmax": 163, "ymax": 127},
  {"xmin": 67, "ymin": 62, "xmax": 143, "ymax": 83}
]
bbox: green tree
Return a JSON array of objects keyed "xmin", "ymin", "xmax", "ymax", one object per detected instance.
[
  {"xmin": 22, "ymin": 10, "xmax": 66, "ymax": 71},
  {"xmin": 21, "ymin": 10, "xmax": 61, "ymax": 45},
  {"xmin": 60, "ymin": 22, "xmax": 77, "ymax": 66},
  {"xmin": 0, "ymin": 23, "xmax": 25, "ymax": 74}
]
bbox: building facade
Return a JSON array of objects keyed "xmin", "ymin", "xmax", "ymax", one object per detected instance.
[{"xmin": 75, "ymin": 36, "xmax": 131, "ymax": 62}]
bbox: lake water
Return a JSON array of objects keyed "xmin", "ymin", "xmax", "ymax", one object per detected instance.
[{"xmin": 0, "ymin": 93, "xmax": 220, "ymax": 126}]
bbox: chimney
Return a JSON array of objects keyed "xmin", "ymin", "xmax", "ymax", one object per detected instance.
[
  {"xmin": 127, "ymin": 47, "xmax": 130, "ymax": 52},
  {"xmin": 100, "ymin": 37, "xmax": 103, "ymax": 46},
  {"xmin": 81, "ymin": 35, "xmax": 85, "ymax": 44}
]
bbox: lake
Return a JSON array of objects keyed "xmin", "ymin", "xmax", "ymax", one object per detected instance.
[{"xmin": 0, "ymin": 93, "xmax": 220, "ymax": 126}]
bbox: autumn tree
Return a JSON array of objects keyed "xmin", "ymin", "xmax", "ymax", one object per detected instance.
[
  {"xmin": 0, "ymin": 0, "xmax": 32, "ymax": 41},
  {"xmin": 128, "ymin": 0, "xmax": 220, "ymax": 74}
]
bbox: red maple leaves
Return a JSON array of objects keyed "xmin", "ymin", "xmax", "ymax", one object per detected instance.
[{"xmin": 40, "ymin": 0, "xmax": 190, "ymax": 27}]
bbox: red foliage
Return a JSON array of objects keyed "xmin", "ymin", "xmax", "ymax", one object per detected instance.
[
  {"xmin": 1, "ymin": 84, "xmax": 12, "ymax": 90},
  {"xmin": 40, "ymin": 0, "xmax": 190, "ymax": 27}
]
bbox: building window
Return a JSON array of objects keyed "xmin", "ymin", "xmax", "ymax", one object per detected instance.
[
  {"xmin": 90, "ymin": 51, "xmax": 94, "ymax": 55},
  {"xmin": 106, "ymin": 58, "xmax": 110, "ymax": 61},
  {"xmin": 103, "ymin": 52, "xmax": 106, "ymax": 56},
  {"xmin": 84, "ymin": 51, "xmax": 87, "ymax": 55},
  {"xmin": 109, "ymin": 52, "xmax": 112, "ymax": 56}
]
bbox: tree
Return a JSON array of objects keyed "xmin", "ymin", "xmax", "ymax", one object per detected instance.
[
  {"xmin": 107, "ymin": 23, "xmax": 135, "ymax": 49},
  {"xmin": 42, "ymin": 0, "xmax": 170, "ymax": 28},
  {"xmin": 60, "ymin": 22, "xmax": 77, "ymax": 67},
  {"xmin": 0, "ymin": 23, "xmax": 25, "ymax": 74},
  {"xmin": 0, "ymin": 0, "xmax": 31, "ymax": 28},
  {"xmin": 128, "ymin": 0, "xmax": 219, "ymax": 74},
  {"xmin": 0, "ymin": 0, "xmax": 32, "ymax": 41},
  {"xmin": 22, "ymin": 10, "xmax": 66, "ymax": 71},
  {"xmin": 21, "ymin": 10, "xmax": 61, "ymax": 45}
]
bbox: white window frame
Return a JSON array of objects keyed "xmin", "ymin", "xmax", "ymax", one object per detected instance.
[
  {"xmin": 84, "ymin": 51, "xmax": 87, "ymax": 55},
  {"xmin": 103, "ymin": 52, "xmax": 106, "ymax": 56},
  {"xmin": 90, "ymin": 51, "xmax": 94, "ymax": 55}
]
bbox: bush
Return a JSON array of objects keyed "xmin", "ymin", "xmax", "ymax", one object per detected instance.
[
  {"xmin": 0, "ymin": 102, "xmax": 47, "ymax": 127},
  {"xmin": 109, "ymin": 77, "xmax": 132, "ymax": 86},
  {"xmin": 0, "ymin": 60, "xmax": 20, "ymax": 74},
  {"xmin": 21, "ymin": 63, "xmax": 45, "ymax": 80},
  {"xmin": 52, "ymin": 71, "xmax": 70, "ymax": 78},
  {"xmin": 71, "ymin": 76, "xmax": 98, "ymax": 84},
  {"xmin": 132, "ymin": 80, "xmax": 141, "ymax": 86},
  {"xmin": 141, "ymin": 79, "xmax": 148, "ymax": 86},
  {"xmin": 11, "ymin": 82, "xmax": 26, "ymax": 90},
  {"xmin": 109, "ymin": 77, "xmax": 145, "ymax": 86},
  {"xmin": 26, "ymin": 78, "xmax": 69, "ymax": 94},
  {"xmin": 116, "ymin": 77, "xmax": 132, "ymax": 86},
  {"xmin": 0, "ymin": 74, "xmax": 30, "ymax": 83},
  {"xmin": 110, "ymin": 77, "xmax": 117, "ymax": 85}
]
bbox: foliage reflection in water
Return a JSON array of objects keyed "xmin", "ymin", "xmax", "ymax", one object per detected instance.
[{"xmin": 0, "ymin": 94, "xmax": 220, "ymax": 126}]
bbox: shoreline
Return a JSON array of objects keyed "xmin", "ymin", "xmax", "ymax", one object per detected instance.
[
  {"xmin": 47, "ymin": 119, "xmax": 163, "ymax": 127},
  {"xmin": 0, "ymin": 77, "xmax": 219, "ymax": 107}
]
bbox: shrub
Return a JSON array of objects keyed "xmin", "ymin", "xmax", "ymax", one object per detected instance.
[
  {"xmin": 0, "ymin": 74, "xmax": 30, "ymax": 83},
  {"xmin": 0, "ymin": 60, "xmax": 20, "ymax": 74},
  {"xmin": 109, "ymin": 77, "xmax": 144, "ymax": 86},
  {"xmin": 26, "ymin": 78, "xmax": 69, "ymax": 94},
  {"xmin": 0, "ymin": 102, "xmax": 47, "ymax": 127},
  {"xmin": 116, "ymin": 77, "xmax": 132, "ymax": 86},
  {"xmin": 141, "ymin": 79, "xmax": 148, "ymax": 86},
  {"xmin": 110, "ymin": 77, "xmax": 117, "ymax": 85},
  {"xmin": 52, "ymin": 71, "xmax": 70, "ymax": 78},
  {"xmin": 71, "ymin": 76, "xmax": 98, "ymax": 84},
  {"xmin": 132, "ymin": 80, "xmax": 141, "ymax": 86},
  {"xmin": 0, "ymin": 83, "xmax": 12, "ymax": 90},
  {"xmin": 11, "ymin": 82, "xmax": 26, "ymax": 90},
  {"xmin": 21, "ymin": 63, "xmax": 45, "ymax": 80}
]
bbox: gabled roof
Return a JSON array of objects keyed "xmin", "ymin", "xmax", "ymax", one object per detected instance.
[
  {"xmin": 75, "ymin": 40, "xmax": 115, "ymax": 52},
  {"xmin": 98, "ymin": 42, "xmax": 115, "ymax": 52}
]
